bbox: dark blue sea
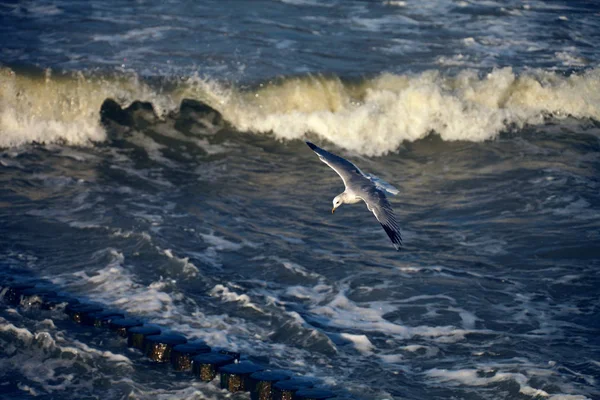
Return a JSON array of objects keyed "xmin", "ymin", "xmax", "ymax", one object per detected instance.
[{"xmin": 1, "ymin": 1, "xmax": 599, "ymax": 399}]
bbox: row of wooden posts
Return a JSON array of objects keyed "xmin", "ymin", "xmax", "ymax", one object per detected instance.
[{"xmin": 1, "ymin": 278, "xmax": 343, "ymax": 400}]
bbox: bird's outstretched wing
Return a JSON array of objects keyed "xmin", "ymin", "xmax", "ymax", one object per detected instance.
[
  {"xmin": 306, "ymin": 141, "xmax": 363, "ymax": 189},
  {"xmin": 306, "ymin": 142, "xmax": 398, "ymax": 196},
  {"xmin": 358, "ymin": 185, "xmax": 402, "ymax": 250},
  {"xmin": 306, "ymin": 141, "xmax": 402, "ymax": 250}
]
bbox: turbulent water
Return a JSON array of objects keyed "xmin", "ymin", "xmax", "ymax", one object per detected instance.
[{"xmin": 1, "ymin": 1, "xmax": 600, "ymax": 399}]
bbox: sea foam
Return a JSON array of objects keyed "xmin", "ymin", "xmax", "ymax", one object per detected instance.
[
  {"xmin": 222, "ymin": 68, "xmax": 600, "ymax": 155},
  {"xmin": 2, "ymin": 67, "xmax": 600, "ymax": 155},
  {"xmin": 0, "ymin": 68, "xmax": 179, "ymax": 147}
]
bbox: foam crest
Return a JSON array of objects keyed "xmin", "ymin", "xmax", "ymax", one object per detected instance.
[
  {"xmin": 0, "ymin": 317, "xmax": 132, "ymax": 395},
  {"xmin": 425, "ymin": 367, "xmax": 592, "ymax": 399},
  {"xmin": 219, "ymin": 68, "xmax": 600, "ymax": 155},
  {"xmin": 161, "ymin": 249, "xmax": 199, "ymax": 277},
  {"xmin": 209, "ymin": 284, "xmax": 265, "ymax": 313},
  {"xmin": 308, "ymin": 288, "xmax": 486, "ymax": 343},
  {"xmin": 339, "ymin": 333, "xmax": 374, "ymax": 354},
  {"xmin": 67, "ymin": 249, "xmax": 177, "ymax": 316},
  {"xmin": 3, "ymin": 67, "xmax": 600, "ymax": 155},
  {"xmin": 0, "ymin": 68, "xmax": 179, "ymax": 148},
  {"xmin": 46, "ymin": 249, "xmax": 259, "ymax": 352}
]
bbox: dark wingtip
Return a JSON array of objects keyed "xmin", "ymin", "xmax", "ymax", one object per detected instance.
[
  {"xmin": 381, "ymin": 224, "xmax": 402, "ymax": 251},
  {"xmin": 306, "ymin": 141, "xmax": 317, "ymax": 150}
]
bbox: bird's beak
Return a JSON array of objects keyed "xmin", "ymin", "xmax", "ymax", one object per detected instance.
[{"xmin": 332, "ymin": 208, "xmax": 335, "ymax": 214}]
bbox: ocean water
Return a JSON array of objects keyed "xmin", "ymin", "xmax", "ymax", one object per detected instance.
[{"xmin": 1, "ymin": 1, "xmax": 600, "ymax": 399}]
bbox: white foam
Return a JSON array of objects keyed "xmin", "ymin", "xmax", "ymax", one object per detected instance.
[
  {"xmin": 15, "ymin": 3, "xmax": 63, "ymax": 17},
  {"xmin": 309, "ymin": 288, "xmax": 483, "ymax": 343},
  {"xmin": 5, "ymin": 260, "xmax": 334, "ymax": 385},
  {"xmin": 550, "ymin": 198, "xmax": 598, "ymax": 220},
  {"xmin": 556, "ymin": 51, "xmax": 588, "ymax": 67},
  {"xmin": 401, "ymin": 345, "xmax": 440, "ymax": 357},
  {"xmin": 17, "ymin": 383, "xmax": 40, "ymax": 397},
  {"xmin": 281, "ymin": 261, "xmax": 318, "ymax": 277},
  {"xmin": 396, "ymin": 294, "xmax": 456, "ymax": 304},
  {"xmin": 127, "ymin": 132, "xmax": 178, "ymax": 167},
  {"xmin": 109, "ymin": 164, "xmax": 175, "ymax": 188},
  {"xmin": 187, "ymin": 231, "xmax": 256, "ymax": 268},
  {"xmin": 161, "ymin": 249, "xmax": 199, "ymax": 277},
  {"xmin": 351, "ymin": 15, "xmax": 417, "ymax": 32},
  {"xmin": 128, "ymin": 382, "xmax": 232, "ymax": 400},
  {"xmin": 285, "ymin": 283, "xmax": 333, "ymax": 302},
  {"xmin": 3, "ymin": 67, "xmax": 600, "ymax": 155},
  {"xmin": 267, "ymin": 256, "xmax": 321, "ymax": 278},
  {"xmin": 457, "ymin": 234, "xmax": 508, "ymax": 255},
  {"xmin": 92, "ymin": 26, "xmax": 188, "ymax": 43},
  {"xmin": 0, "ymin": 67, "xmax": 178, "ymax": 148},
  {"xmin": 378, "ymin": 353, "xmax": 403, "ymax": 363},
  {"xmin": 39, "ymin": 319, "xmax": 56, "ymax": 329},
  {"xmin": 339, "ymin": 333, "xmax": 374, "ymax": 354},
  {"xmin": 425, "ymin": 367, "xmax": 592, "ymax": 399},
  {"xmin": 61, "ymin": 249, "xmax": 177, "ymax": 316},
  {"xmin": 0, "ymin": 317, "xmax": 133, "ymax": 395},
  {"xmin": 0, "ymin": 319, "xmax": 34, "ymax": 342},
  {"xmin": 209, "ymin": 284, "xmax": 265, "ymax": 313},
  {"xmin": 46, "ymin": 250, "xmax": 254, "ymax": 353},
  {"xmin": 199, "ymin": 231, "xmax": 244, "ymax": 251},
  {"xmin": 68, "ymin": 339, "xmax": 132, "ymax": 365},
  {"xmin": 384, "ymin": 1, "xmax": 407, "ymax": 6},
  {"xmin": 218, "ymin": 68, "xmax": 600, "ymax": 155},
  {"xmin": 448, "ymin": 307, "xmax": 479, "ymax": 329}
]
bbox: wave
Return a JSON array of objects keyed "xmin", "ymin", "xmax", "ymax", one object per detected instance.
[
  {"xmin": 226, "ymin": 68, "xmax": 600, "ymax": 155},
  {"xmin": 0, "ymin": 67, "xmax": 195, "ymax": 147},
  {"xmin": 1, "ymin": 66, "xmax": 599, "ymax": 155}
]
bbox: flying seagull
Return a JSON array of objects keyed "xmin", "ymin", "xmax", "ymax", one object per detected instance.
[{"xmin": 306, "ymin": 141, "xmax": 402, "ymax": 250}]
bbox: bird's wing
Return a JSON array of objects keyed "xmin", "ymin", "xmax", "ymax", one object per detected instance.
[
  {"xmin": 306, "ymin": 141, "xmax": 363, "ymax": 189},
  {"xmin": 306, "ymin": 141, "xmax": 402, "ymax": 250},
  {"xmin": 358, "ymin": 185, "xmax": 402, "ymax": 250},
  {"xmin": 306, "ymin": 142, "xmax": 398, "ymax": 195},
  {"xmin": 363, "ymin": 173, "xmax": 399, "ymax": 196}
]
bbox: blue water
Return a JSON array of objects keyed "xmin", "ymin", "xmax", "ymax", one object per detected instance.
[
  {"xmin": 1, "ymin": 1, "xmax": 600, "ymax": 399},
  {"xmin": 3, "ymin": 0, "xmax": 599, "ymax": 78}
]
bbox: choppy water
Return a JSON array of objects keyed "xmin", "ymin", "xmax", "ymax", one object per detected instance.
[{"xmin": 1, "ymin": 1, "xmax": 600, "ymax": 399}]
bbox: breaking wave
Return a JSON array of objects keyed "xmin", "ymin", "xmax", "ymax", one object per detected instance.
[{"xmin": 1, "ymin": 66, "xmax": 599, "ymax": 155}]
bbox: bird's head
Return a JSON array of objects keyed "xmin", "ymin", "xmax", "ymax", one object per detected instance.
[{"xmin": 332, "ymin": 194, "xmax": 344, "ymax": 214}]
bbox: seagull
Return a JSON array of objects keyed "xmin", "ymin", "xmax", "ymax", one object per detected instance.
[{"xmin": 306, "ymin": 141, "xmax": 402, "ymax": 250}]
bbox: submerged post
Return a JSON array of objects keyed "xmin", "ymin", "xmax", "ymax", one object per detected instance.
[
  {"xmin": 219, "ymin": 362, "xmax": 265, "ymax": 393},
  {"xmin": 272, "ymin": 378, "xmax": 315, "ymax": 400},
  {"xmin": 3, "ymin": 283, "xmax": 36, "ymax": 305},
  {"xmin": 109, "ymin": 318, "xmax": 144, "ymax": 337},
  {"xmin": 127, "ymin": 326, "xmax": 162, "ymax": 349},
  {"xmin": 248, "ymin": 371, "xmax": 291, "ymax": 400},
  {"xmin": 191, "ymin": 352, "xmax": 235, "ymax": 382},
  {"xmin": 67, "ymin": 304, "xmax": 104, "ymax": 324},
  {"xmin": 144, "ymin": 333, "xmax": 188, "ymax": 363},
  {"xmin": 170, "ymin": 342, "xmax": 211, "ymax": 371}
]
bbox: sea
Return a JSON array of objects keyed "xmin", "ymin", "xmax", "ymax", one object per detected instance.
[{"xmin": 1, "ymin": 0, "xmax": 599, "ymax": 399}]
